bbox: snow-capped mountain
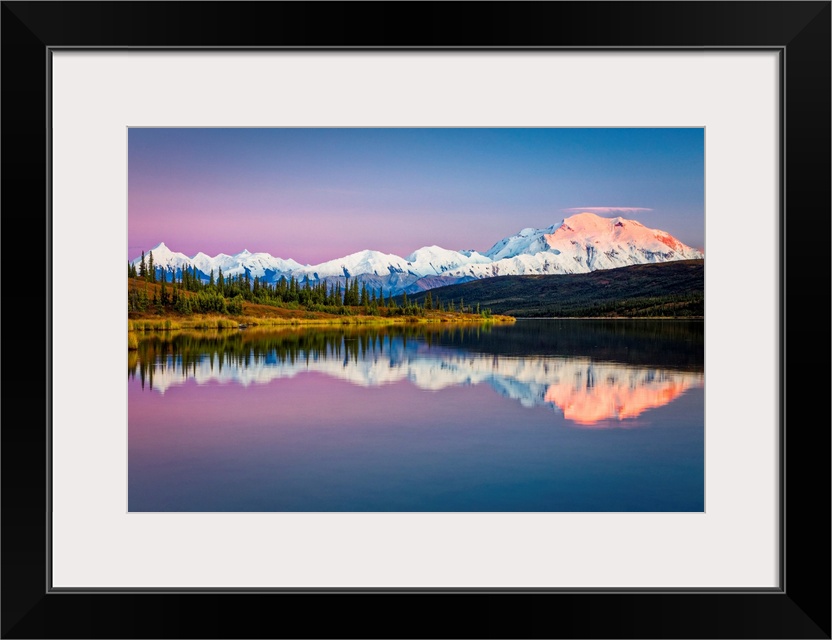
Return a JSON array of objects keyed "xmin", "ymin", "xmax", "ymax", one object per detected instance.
[
  {"xmin": 131, "ymin": 212, "xmax": 703, "ymax": 295},
  {"xmin": 139, "ymin": 243, "xmax": 302, "ymax": 280},
  {"xmin": 485, "ymin": 212, "xmax": 701, "ymax": 264}
]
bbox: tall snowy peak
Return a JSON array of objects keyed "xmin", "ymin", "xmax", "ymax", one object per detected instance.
[
  {"xmin": 130, "ymin": 212, "xmax": 702, "ymax": 293},
  {"xmin": 487, "ymin": 213, "xmax": 701, "ymax": 262},
  {"xmin": 544, "ymin": 212, "xmax": 700, "ymax": 257}
]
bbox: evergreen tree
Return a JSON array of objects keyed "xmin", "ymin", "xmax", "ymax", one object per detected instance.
[
  {"xmin": 343, "ymin": 277, "xmax": 360, "ymax": 306},
  {"xmin": 139, "ymin": 251, "xmax": 146, "ymax": 279},
  {"xmin": 425, "ymin": 290, "xmax": 433, "ymax": 311},
  {"xmin": 147, "ymin": 251, "xmax": 155, "ymax": 283},
  {"xmin": 210, "ymin": 269, "xmax": 215, "ymax": 287},
  {"xmin": 160, "ymin": 269, "xmax": 168, "ymax": 306},
  {"xmin": 289, "ymin": 275, "xmax": 297, "ymax": 300}
]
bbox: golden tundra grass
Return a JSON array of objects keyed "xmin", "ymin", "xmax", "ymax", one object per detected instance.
[
  {"xmin": 127, "ymin": 316, "xmax": 515, "ymax": 351},
  {"xmin": 127, "ymin": 312, "xmax": 512, "ymax": 331},
  {"xmin": 129, "ymin": 318, "xmax": 184, "ymax": 331}
]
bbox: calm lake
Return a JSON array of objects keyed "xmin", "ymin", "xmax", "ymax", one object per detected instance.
[{"xmin": 128, "ymin": 319, "xmax": 704, "ymax": 512}]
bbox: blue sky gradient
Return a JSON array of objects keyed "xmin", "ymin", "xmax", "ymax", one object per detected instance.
[{"xmin": 129, "ymin": 128, "xmax": 704, "ymax": 264}]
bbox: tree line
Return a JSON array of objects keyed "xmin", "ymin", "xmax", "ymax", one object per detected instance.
[{"xmin": 128, "ymin": 250, "xmax": 494, "ymax": 317}]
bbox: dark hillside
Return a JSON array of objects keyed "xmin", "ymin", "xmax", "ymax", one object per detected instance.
[{"xmin": 409, "ymin": 259, "xmax": 704, "ymax": 318}]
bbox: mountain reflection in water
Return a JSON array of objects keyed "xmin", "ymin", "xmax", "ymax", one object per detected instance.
[
  {"xmin": 129, "ymin": 321, "xmax": 703, "ymax": 427},
  {"xmin": 129, "ymin": 320, "xmax": 704, "ymax": 512}
]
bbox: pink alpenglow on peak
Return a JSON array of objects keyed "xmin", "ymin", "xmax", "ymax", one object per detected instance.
[
  {"xmin": 485, "ymin": 212, "xmax": 702, "ymax": 266},
  {"xmin": 130, "ymin": 212, "xmax": 702, "ymax": 295},
  {"xmin": 544, "ymin": 212, "xmax": 701, "ymax": 258}
]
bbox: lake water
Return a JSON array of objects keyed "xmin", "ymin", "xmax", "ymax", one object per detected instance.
[{"xmin": 128, "ymin": 319, "xmax": 704, "ymax": 512}]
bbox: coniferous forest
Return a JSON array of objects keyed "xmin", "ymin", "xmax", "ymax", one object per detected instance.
[{"xmin": 128, "ymin": 250, "xmax": 496, "ymax": 320}]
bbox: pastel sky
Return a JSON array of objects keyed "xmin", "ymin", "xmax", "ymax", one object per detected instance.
[{"xmin": 128, "ymin": 128, "xmax": 704, "ymax": 265}]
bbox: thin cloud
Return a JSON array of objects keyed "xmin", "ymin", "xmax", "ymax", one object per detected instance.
[{"xmin": 564, "ymin": 207, "xmax": 653, "ymax": 215}]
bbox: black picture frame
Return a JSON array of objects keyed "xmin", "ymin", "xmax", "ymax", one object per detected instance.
[{"xmin": 2, "ymin": 2, "xmax": 829, "ymax": 638}]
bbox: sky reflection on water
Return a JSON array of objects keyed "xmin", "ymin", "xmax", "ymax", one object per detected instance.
[{"xmin": 129, "ymin": 320, "xmax": 704, "ymax": 512}]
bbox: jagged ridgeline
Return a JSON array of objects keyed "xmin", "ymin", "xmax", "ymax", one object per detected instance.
[{"xmin": 129, "ymin": 212, "xmax": 703, "ymax": 300}]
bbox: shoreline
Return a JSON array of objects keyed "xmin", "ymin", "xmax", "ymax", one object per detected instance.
[
  {"xmin": 127, "ymin": 312, "xmax": 516, "ymax": 332},
  {"xmin": 513, "ymin": 316, "xmax": 704, "ymax": 321},
  {"xmin": 126, "ymin": 312, "xmax": 703, "ymax": 334}
]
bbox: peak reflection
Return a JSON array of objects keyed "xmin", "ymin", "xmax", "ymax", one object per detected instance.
[{"xmin": 129, "ymin": 325, "xmax": 703, "ymax": 426}]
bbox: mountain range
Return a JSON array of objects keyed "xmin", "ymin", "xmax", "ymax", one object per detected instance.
[{"xmin": 131, "ymin": 212, "xmax": 703, "ymax": 295}]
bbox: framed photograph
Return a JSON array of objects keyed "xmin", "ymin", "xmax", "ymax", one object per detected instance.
[
  {"xmin": 125, "ymin": 125, "xmax": 707, "ymax": 516},
  {"xmin": 2, "ymin": 2, "xmax": 829, "ymax": 638}
]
